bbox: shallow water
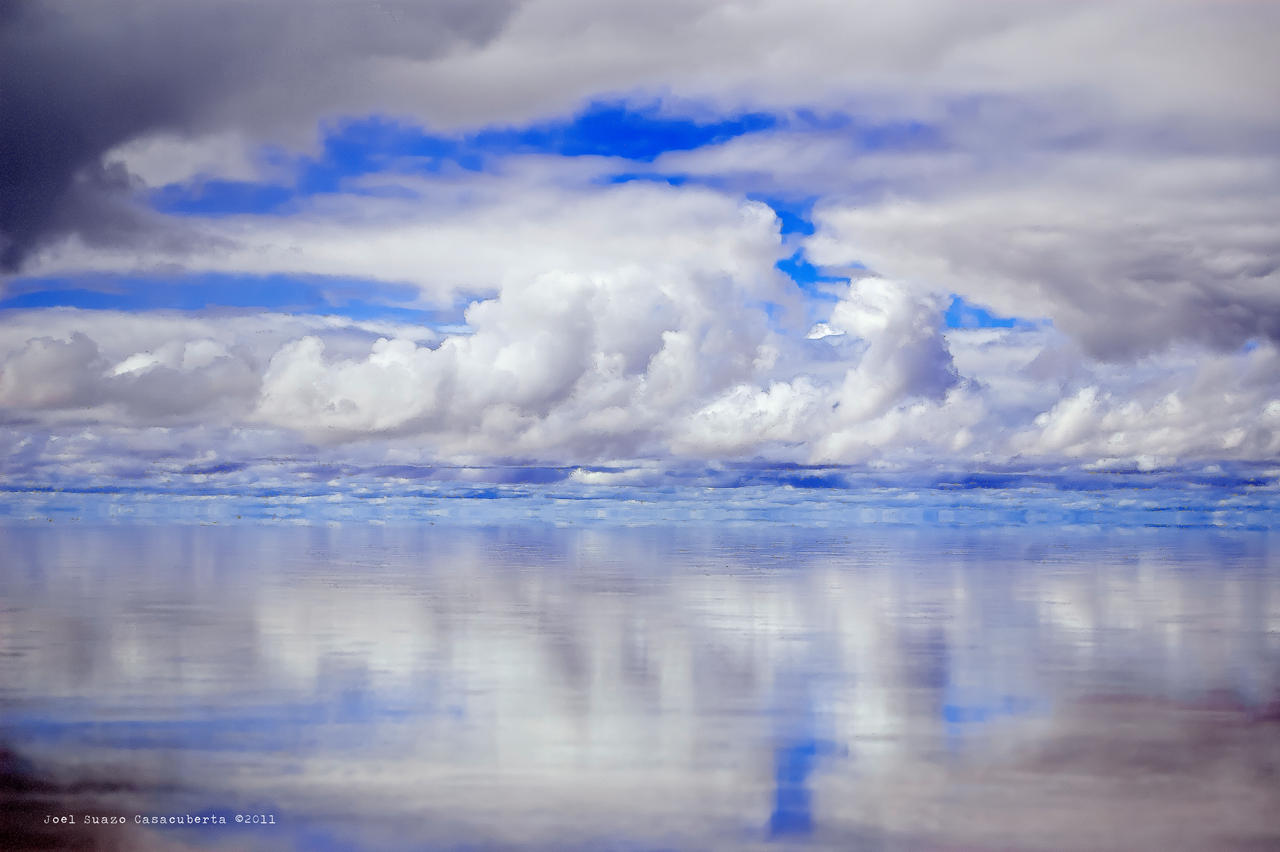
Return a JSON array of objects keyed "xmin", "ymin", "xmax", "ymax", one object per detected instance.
[{"xmin": 2, "ymin": 524, "xmax": 1278, "ymax": 850}]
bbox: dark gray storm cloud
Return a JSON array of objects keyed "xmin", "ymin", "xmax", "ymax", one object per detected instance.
[{"xmin": 0, "ymin": 0, "xmax": 517, "ymax": 270}]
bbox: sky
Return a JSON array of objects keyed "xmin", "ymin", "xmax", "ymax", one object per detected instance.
[{"xmin": 2, "ymin": 0, "xmax": 1279, "ymax": 508}]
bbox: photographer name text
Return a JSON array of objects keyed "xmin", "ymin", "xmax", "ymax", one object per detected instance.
[{"xmin": 44, "ymin": 813, "xmax": 277, "ymax": 826}]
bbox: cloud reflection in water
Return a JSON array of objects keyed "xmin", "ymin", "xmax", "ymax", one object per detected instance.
[{"xmin": 0, "ymin": 524, "xmax": 1277, "ymax": 850}]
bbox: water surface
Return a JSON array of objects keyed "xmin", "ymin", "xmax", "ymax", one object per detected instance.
[{"xmin": 2, "ymin": 524, "xmax": 1278, "ymax": 850}]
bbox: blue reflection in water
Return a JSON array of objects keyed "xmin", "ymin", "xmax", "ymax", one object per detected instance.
[
  {"xmin": 768, "ymin": 738, "xmax": 824, "ymax": 837},
  {"xmin": 766, "ymin": 636, "xmax": 844, "ymax": 838}
]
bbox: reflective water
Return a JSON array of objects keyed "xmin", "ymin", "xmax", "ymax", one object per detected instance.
[{"xmin": 1, "ymin": 524, "xmax": 1278, "ymax": 850}]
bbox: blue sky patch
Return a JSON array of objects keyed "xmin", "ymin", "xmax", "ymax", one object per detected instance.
[
  {"xmin": 603, "ymin": 171, "xmax": 692, "ymax": 188},
  {"xmin": 144, "ymin": 104, "xmax": 946, "ymax": 219},
  {"xmin": 944, "ymin": 295, "xmax": 1033, "ymax": 329},
  {"xmin": 753, "ymin": 195, "xmax": 816, "ymax": 236},
  {"xmin": 150, "ymin": 102, "xmax": 780, "ymax": 216},
  {"xmin": 151, "ymin": 181, "xmax": 300, "ymax": 217},
  {"xmin": 776, "ymin": 250, "xmax": 851, "ymax": 296},
  {"xmin": 0, "ymin": 273, "xmax": 436, "ymax": 324},
  {"xmin": 474, "ymin": 100, "xmax": 778, "ymax": 161}
]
